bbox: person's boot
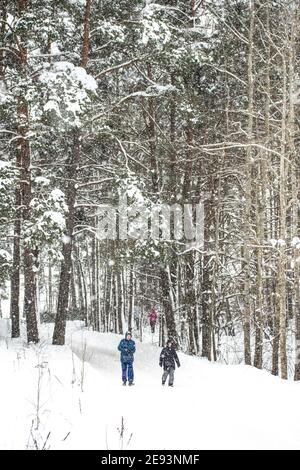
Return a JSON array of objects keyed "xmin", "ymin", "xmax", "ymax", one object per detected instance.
[
  {"xmin": 168, "ymin": 384, "xmax": 173, "ymax": 387},
  {"xmin": 122, "ymin": 381, "xmax": 127, "ymax": 386},
  {"xmin": 128, "ymin": 381, "xmax": 135, "ymax": 386}
]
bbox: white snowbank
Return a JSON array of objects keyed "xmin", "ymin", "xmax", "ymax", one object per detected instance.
[{"xmin": 0, "ymin": 318, "xmax": 10, "ymax": 337}]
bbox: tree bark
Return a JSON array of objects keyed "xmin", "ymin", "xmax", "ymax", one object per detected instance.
[
  {"xmin": 17, "ymin": 0, "xmax": 39, "ymax": 343},
  {"xmin": 10, "ymin": 167, "xmax": 21, "ymax": 338},
  {"xmin": 53, "ymin": 133, "xmax": 81, "ymax": 344},
  {"xmin": 242, "ymin": 0, "xmax": 255, "ymax": 366},
  {"xmin": 277, "ymin": 52, "xmax": 288, "ymax": 380}
]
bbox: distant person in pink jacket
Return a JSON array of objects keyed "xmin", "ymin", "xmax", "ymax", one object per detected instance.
[{"xmin": 148, "ymin": 307, "xmax": 158, "ymax": 334}]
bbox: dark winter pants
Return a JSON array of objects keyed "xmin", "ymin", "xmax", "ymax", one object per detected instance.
[
  {"xmin": 162, "ymin": 367, "xmax": 175, "ymax": 386},
  {"xmin": 121, "ymin": 362, "xmax": 134, "ymax": 383},
  {"xmin": 150, "ymin": 321, "xmax": 156, "ymax": 334}
]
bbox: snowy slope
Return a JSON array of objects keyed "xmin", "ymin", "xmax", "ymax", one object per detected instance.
[{"xmin": 1, "ymin": 325, "xmax": 300, "ymax": 450}]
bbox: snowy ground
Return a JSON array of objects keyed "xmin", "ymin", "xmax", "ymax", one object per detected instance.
[{"xmin": 1, "ymin": 323, "xmax": 300, "ymax": 450}]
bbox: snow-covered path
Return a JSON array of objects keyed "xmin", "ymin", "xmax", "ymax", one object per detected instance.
[
  {"xmin": 69, "ymin": 331, "xmax": 300, "ymax": 450},
  {"xmin": 1, "ymin": 326, "xmax": 300, "ymax": 450}
]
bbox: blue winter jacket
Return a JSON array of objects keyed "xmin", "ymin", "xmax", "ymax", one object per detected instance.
[{"xmin": 118, "ymin": 337, "xmax": 136, "ymax": 364}]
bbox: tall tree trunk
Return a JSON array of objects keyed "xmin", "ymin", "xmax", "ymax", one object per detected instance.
[
  {"xmin": 0, "ymin": 1, "xmax": 7, "ymax": 80},
  {"xmin": 22, "ymin": 129, "xmax": 39, "ymax": 344},
  {"xmin": 95, "ymin": 233, "xmax": 100, "ymax": 331},
  {"xmin": 75, "ymin": 246, "xmax": 85, "ymax": 322},
  {"xmin": 242, "ymin": 0, "xmax": 255, "ymax": 366},
  {"xmin": 146, "ymin": 63, "xmax": 159, "ymax": 195},
  {"xmin": 128, "ymin": 264, "xmax": 134, "ymax": 332},
  {"xmin": 81, "ymin": 0, "xmax": 92, "ymax": 68},
  {"xmin": 211, "ymin": 155, "xmax": 224, "ymax": 362},
  {"xmin": 53, "ymin": 133, "xmax": 81, "ymax": 344},
  {"xmin": 277, "ymin": 52, "xmax": 288, "ymax": 380},
  {"xmin": 292, "ymin": 5, "xmax": 300, "ymax": 381},
  {"xmin": 185, "ymin": 252, "xmax": 198, "ymax": 355},
  {"xmin": 53, "ymin": 0, "xmax": 92, "ymax": 344},
  {"xmin": 91, "ymin": 224, "xmax": 98, "ymax": 330},
  {"xmin": 10, "ymin": 166, "xmax": 21, "ymax": 338},
  {"xmin": 202, "ymin": 199, "xmax": 213, "ymax": 360},
  {"xmin": 71, "ymin": 264, "xmax": 77, "ymax": 319},
  {"xmin": 17, "ymin": 0, "xmax": 39, "ymax": 343},
  {"xmin": 254, "ymin": 158, "xmax": 264, "ymax": 370},
  {"xmin": 161, "ymin": 268, "xmax": 177, "ymax": 343}
]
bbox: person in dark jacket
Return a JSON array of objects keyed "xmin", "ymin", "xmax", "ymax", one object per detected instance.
[
  {"xmin": 159, "ymin": 339, "xmax": 180, "ymax": 387},
  {"xmin": 118, "ymin": 331, "xmax": 136, "ymax": 386}
]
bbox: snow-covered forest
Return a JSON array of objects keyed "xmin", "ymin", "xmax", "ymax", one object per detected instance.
[{"xmin": 1, "ymin": 0, "xmax": 300, "ymax": 451}]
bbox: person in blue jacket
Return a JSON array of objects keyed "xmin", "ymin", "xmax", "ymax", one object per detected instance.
[{"xmin": 118, "ymin": 331, "xmax": 136, "ymax": 386}]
